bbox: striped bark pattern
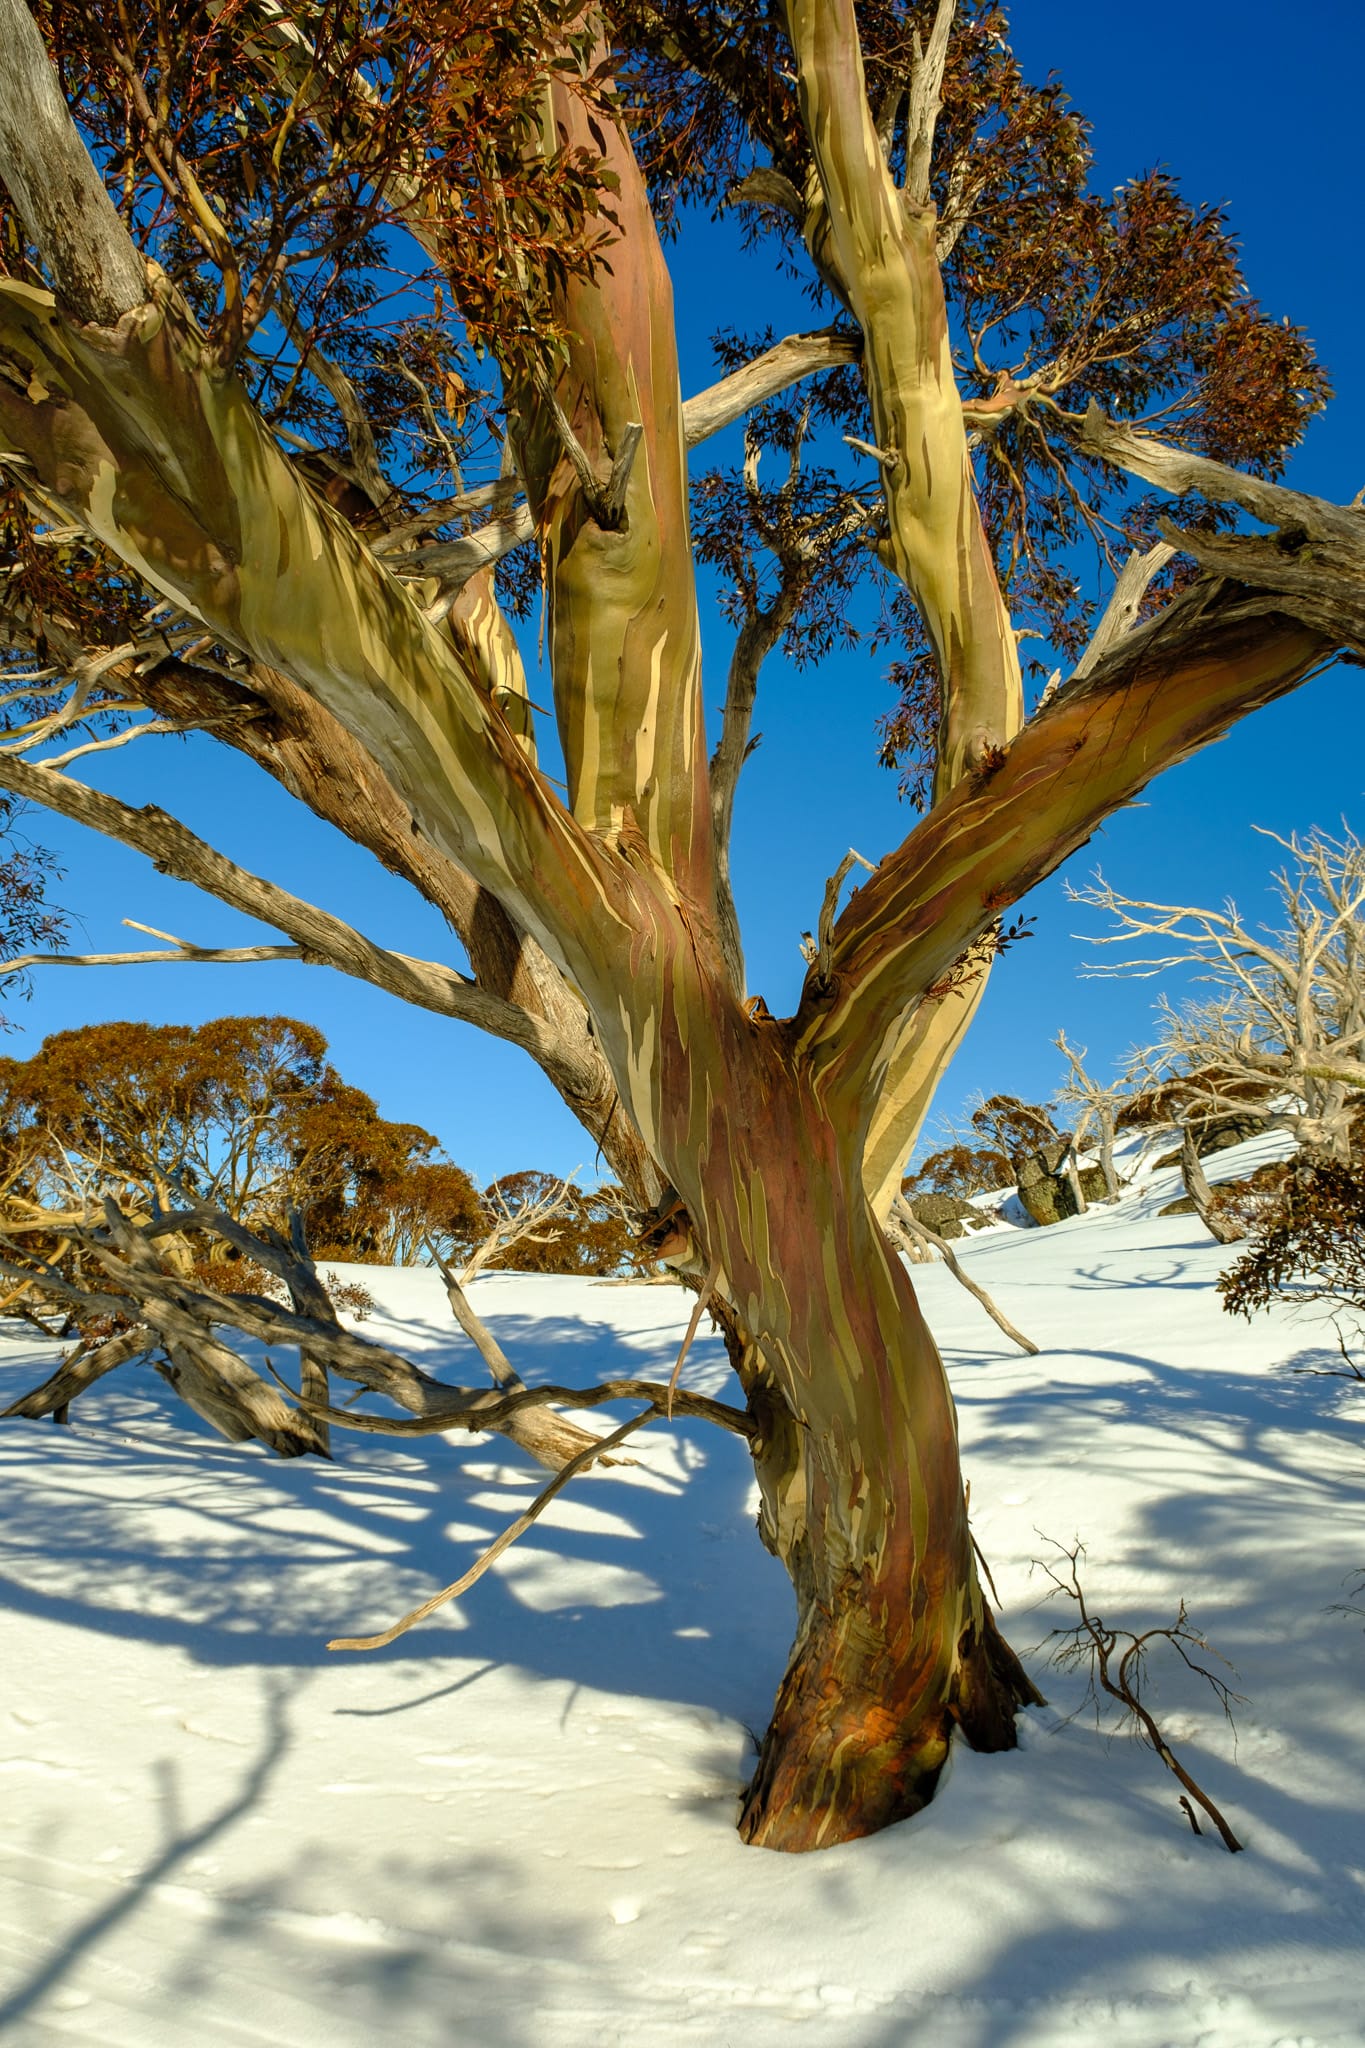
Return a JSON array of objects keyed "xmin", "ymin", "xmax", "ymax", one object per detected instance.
[{"xmin": 1, "ymin": 0, "xmax": 1358, "ymax": 1851}]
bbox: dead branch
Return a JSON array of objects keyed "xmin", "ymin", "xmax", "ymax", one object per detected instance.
[
  {"xmin": 1074, "ymin": 402, "xmax": 1365, "ymax": 551},
  {"xmin": 888, "ymin": 1196, "xmax": 1039, "ymax": 1354},
  {"xmin": 1035, "ymin": 1538, "xmax": 1244, "ymax": 1853},
  {"xmin": 665, "ymin": 1253, "xmax": 722, "ymax": 1416},
  {"xmin": 326, "ymin": 1405, "xmax": 659, "ymax": 1653},
  {"xmin": 298, "ymin": 1375, "xmax": 753, "ymax": 1440},
  {"xmin": 424, "ymin": 1229, "xmax": 637, "ymax": 1470},
  {"xmin": 0, "ymin": 1323, "xmax": 151, "ymax": 1420},
  {"xmin": 904, "ymin": 0, "xmax": 956, "ymax": 206},
  {"xmin": 804, "ymin": 849, "xmax": 876, "ymax": 986},
  {"xmin": 1071, "ymin": 541, "xmax": 1176, "ymax": 682}
]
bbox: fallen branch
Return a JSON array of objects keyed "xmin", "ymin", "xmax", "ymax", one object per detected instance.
[
  {"xmin": 327, "ymin": 1404, "xmax": 658, "ymax": 1652},
  {"xmin": 296, "ymin": 1374, "xmax": 754, "ymax": 1440},
  {"xmin": 0, "ymin": 1323, "xmax": 151, "ymax": 1420}
]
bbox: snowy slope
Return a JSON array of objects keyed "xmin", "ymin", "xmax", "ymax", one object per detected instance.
[{"xmin": 1, "ymin": 1135, "xmax": 1363, "ymax": 2047}]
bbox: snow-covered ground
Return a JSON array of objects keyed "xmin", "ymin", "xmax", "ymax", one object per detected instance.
[{"xmin": 2, "ymin": 1134, "xmax": 1363, "ymax": 2046}]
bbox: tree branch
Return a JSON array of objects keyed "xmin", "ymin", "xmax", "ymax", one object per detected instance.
[
  {"xmin": 904, "ymin": 0, "xmax": 956, "ymax": 206},
  {"xmin": 326, "ymin": 1405, "xmax": 659, "ymax": 1653},
  {"xmin": 888, "ymin": 1194, "xmax": 1038, "ymax": 1354},
  {"xmin": 0, "ymin": 752, "xmax": 583, "ymax": 1073},
  {"xmin": 782, "ymin": 0, "xmax": 1023, "ymax": 794},
  {"xmin": 795, "ymin": 579, "xmax": 1335, "ymax": 1115},
  {"xmin": 1070, "ymin": 540, "xmax": 1177, "ymax": 682},
  {"xmin": 0, "ymin": 0, "xmax": 148, "ymax": 325},
  {"xmin": 1073, "ymin": 403, "xmax": 1365, "ymax": 547},
  {"xmin": 0, "ymin": 266, "xmax": 630, "ymax": 994},
  {"xmin": 300, "ymin": 1376, "xmax": 753, "ymax": 1441}
]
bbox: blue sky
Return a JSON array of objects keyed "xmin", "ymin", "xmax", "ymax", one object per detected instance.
[{"xmin": 8, "ymin": 1, "xmax": 1363, "ymax": 1185}]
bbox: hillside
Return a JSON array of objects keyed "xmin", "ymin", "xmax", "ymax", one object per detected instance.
[{"xmin": 1, "ymin": 1133, "xmax": 1362, "ymax": 2046}]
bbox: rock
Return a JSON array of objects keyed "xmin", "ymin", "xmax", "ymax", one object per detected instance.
[
  {"xmin": 1154, "ymin": 1113, "xmax": 1268, "ymax": 1170},
  {"xmin": 1014, "ymin": 1144, "xmax": 1071, "ymax": 1227},
  {"xmin": 903, "ymin": 1191, "xmax": 981, "ymax": 1240},
  {"xmin": 1014, "ymin": 1143, "xmax": 1108, "ymax": 1227}
]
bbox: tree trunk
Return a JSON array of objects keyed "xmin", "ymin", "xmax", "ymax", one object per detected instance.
[
  {"xmin": 1181, "ymin": 1126, "xmax": 1245, "ymax": 1245},
  {"xmin": 657, "ymin": 1022, "xmax": 1042, "ymax": 1851},
  {"xmin": 733, "ymin": 1204, "xmax": 1043, "ymax": 1849},
  {"xmin": 1099, "ymin": 1112, "xmax": 1120, "ymax": 1202}
]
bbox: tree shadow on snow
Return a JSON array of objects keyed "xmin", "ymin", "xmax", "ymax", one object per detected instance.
[{"xmin": 0, "ymin": 1302, "xmax": 789, "ymax": 1732}]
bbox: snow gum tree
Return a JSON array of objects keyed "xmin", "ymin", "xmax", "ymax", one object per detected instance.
[{"xmin": 1, "ymin": 0, "xmax": 1363, "ymax": 1850}]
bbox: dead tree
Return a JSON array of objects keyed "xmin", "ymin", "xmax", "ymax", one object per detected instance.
[
  {"xmin": 1054, "ymin": 1031, "xmax": 1126, "ymax": 1202},
  {"xmin": 1075, "ymin": 826, "xmax": 1365, "ymax": 1163}
]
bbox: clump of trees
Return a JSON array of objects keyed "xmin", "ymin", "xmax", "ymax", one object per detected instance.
[
  {"xmin": 0, "ymin": 1017, "xmax": 645, "ymax": 1317},
  {"xmin": 0, "ymin": 1015, "xmax": 483, "ymax": 1279}
]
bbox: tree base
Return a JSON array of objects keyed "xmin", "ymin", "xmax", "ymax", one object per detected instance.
[{"xmin": 739, "ymin": 1596, "xmax": 1043, "ymax": 1852}]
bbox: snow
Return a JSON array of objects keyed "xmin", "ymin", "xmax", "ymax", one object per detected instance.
[{"xmin": 2, "ymin": 1133, "xmax": 1363, "ymax": 2046}]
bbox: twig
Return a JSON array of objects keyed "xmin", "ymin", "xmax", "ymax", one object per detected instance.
[
  {"xmin": 327, "ymin": 1405, "xmax": 658, "ymax": 1652},
  {"xmin": 665, "ymin": 1253, "xmax": 722, "ymax": 1418},
  {"xmin": 1034, "ymin": 1538, "xmax": 1245, "ymax": 1853}
]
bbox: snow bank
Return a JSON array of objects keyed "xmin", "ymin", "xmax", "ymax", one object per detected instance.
[{"xmin": 2, "ymin": 1144, "xmax": 1362, "ymax": 2045}]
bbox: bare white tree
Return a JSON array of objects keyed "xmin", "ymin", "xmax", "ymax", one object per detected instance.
[
  {"xmin": 1073, "ymin": 826, "xmax": 1365, "ymax": 1163},
  {"xmin": 1053, "ymin": 1031, "xmax": 1126, "ymax": 1202}
]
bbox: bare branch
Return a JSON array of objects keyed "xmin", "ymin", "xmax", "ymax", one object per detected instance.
[
  {"xmin": 326, "ymin": 1405, "xmax": 659, "ymax": 1654},
  {"xmin": 904, "ymin": 0, "xmax": 956, "ymax": 206},
  {"xmin": 1, "ymin": 1324, "xmax": 150, "ymax": 1420},
  {"xmin": 888, "ymin": 1196, "xmax": 1038, "ymax": 1354},
  {"xmin": 301, "ymin": 1375, "xmax": 753, "ymax": 1441},
  {"xmin": 1036, "ymin": 1538, "xmax": 1244, "ymax": 1853},
  {"xmin": 0, "ymin": 752, "xmax": 580, "ymax": 1071},
  {"xmin": 681, "ymin": 329, "xmax": 860, "ymax": 448},
  {"xmin": 810, "ymin": 849, "xmax": 875, "ymax": 988},
  {"xmin": 2, "ymin": 942, "xmax": 309, "ymax": 974},
  {"xmin": 1074, "ymin": 403, "xmax": 1365, "ymax": 548},
  {"xmin": 1071, "ymin": 542, "xmax": 1177, "ymax": 682},
  {"xmin": 665, "ymin": 1253, "xmax": 721, "ymax": 1418}
]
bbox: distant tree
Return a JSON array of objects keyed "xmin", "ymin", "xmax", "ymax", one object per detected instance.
[
  {"xmin": 1076, "ymin": 827, "xmax": 1365, "ymax": 1163},
  {"xmin": 480, "ymin": 1170, "xmax": 646, "ymax": 1275},
  {"xmin": 0, "ymin": 1015, "xmax": 480, "ymax": 1262},
  {"xmin": 970, "ymin": 1094, "xmax": 1060, "ymax": 1166},
  {"xmin": 1054, "ymin": 1032, "xmax": 1126, "ymax": 1202},
  {"xmin": 903, "ymin": 1141, "xmax": 1011, "ymax": 1199}
]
